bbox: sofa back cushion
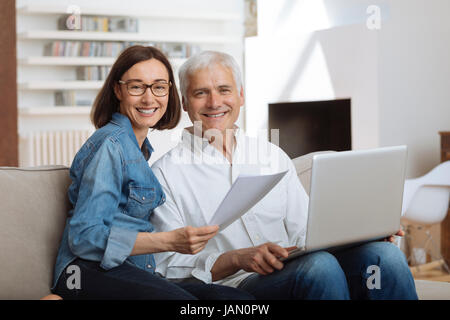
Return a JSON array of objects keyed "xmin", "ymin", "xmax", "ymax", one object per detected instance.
[
  {"xmin": 292, "ymin": 151, "xmax": 335, "ymax": 195},
  {"xmin": 0, "ymin": 166, "xmax": 70, "ymax": 299}
]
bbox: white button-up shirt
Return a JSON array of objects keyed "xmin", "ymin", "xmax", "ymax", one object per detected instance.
[{"xmin": 150, "ymin": 128, "xmax": 309, "ymax": 288}]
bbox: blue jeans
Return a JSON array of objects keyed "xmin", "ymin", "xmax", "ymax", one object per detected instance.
[
  {"xmin": 238, "ymin": 241, "xmax": 418, "ymax": 300},
  {"xmin": 53, "ymin": 258, "xmax": 254, "ymax": 300}
]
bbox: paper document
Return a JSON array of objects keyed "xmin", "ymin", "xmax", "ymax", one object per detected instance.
[{"xmin": 209, "ymin": 171, "xmax": 288, "ymax": 231}]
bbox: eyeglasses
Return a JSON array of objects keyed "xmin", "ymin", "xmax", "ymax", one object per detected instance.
[{"xmin": 118, "ymin": 80, "xmax": 172, "ymax": 97}]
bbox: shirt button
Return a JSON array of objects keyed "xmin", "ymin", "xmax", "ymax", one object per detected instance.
[
  {"xmin": 255, "ymin": 235, "xmax": 260, "ymax": 240},
  {"xmin": 147, "ymin": 265, "xmax": 152, "ymax": 269},
  {"xmin": 142, "ymin": 196, "xmax": 146, "ymax": 200}
]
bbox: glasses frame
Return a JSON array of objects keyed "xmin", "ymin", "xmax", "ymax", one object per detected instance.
[{"xmin": 118, "ymin": 80, "xmax": 172, "ymax": 97}]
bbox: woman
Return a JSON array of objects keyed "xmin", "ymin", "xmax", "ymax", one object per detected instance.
[{"xmin": 51, "ymin": 46, "xmax": 253, "ymax": 300}]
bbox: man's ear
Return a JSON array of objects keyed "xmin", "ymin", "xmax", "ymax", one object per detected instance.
[
  {"xmin": 114, "ymin": 83, "xmax": 122, "ymax": 101},
  {"xmin": 239, "ymin": 86, "xmax": 245, "ymax": 106},
  {"xmin": 182, "ymin": 96, "xmax": 188, "ymax": 112}
]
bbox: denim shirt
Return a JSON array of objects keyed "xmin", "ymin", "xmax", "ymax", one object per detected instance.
[{"xmin": 52, "ymin": 112, "xmax": 165, "ymax": 289}]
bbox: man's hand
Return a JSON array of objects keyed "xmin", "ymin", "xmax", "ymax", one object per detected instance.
[
  {"xmin": 383, "ymin": 229, "xmax": 404, "ymax": 243},
  {"xmin": 231, "ymin": 242, "xmax": 290, "ymax": 275},
  {"xmin": 168, "ymin": 225, "xmax": 219, "ymax": 254}
]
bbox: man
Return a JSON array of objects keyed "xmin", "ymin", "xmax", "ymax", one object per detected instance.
[{"xmin": 150, "ymin": 51, "xmax": 418, "ymax": 299}]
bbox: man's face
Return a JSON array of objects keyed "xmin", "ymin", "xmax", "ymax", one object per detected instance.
[{"xmin": 183, "ymin": 64, "xmax": 244, "ymax": 135}]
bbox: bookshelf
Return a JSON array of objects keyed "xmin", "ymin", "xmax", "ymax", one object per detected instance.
[
  {"xmin": 17, "ymin": 2, "xmax": 243, "ymax": 117},
  {"xmin": 17, "ymin": 4, "xmax": 241, "ymax": 21},
  {"xmin": 16, "ymin": 0, "xmax": 244, "ymax": 165},
  {"xmin": 19, "ymin": 106, "xmax": 91, "ymax": 116},
  {"xmin": 18, "ymin": 30, "xmax": 240, "ymax": 44},
  {"xmin": 18, "ymin": 80, "xmax": 104, "ymax": 91},
  {"xmin": 19, "ymin": 56, "xmax": 116, "ymax": 66}
]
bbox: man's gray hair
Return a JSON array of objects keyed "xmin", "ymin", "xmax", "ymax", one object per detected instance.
[{"xmin": 178, "ymin": 51, "xmax": 242, "ymax": 100}]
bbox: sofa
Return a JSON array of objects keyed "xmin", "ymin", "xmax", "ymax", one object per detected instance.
[{"xmin": 1, "ymin": 152, "xmax": 449, "ymax": 299}]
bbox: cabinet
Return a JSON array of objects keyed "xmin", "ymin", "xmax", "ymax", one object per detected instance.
[{"xmin": 439, "ymin": 131, "xmax": 450, "ymax": 264}]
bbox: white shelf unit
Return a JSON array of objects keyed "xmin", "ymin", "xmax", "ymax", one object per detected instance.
[
  {"xmin": 18, "ymin": 30, "xmax": 241, "ymax": 44},
  {"xmin": 19, "ymin": 56, "xmax": 187, "ymax": 67},
  {"xmin": 19, "ymin": 80, "xmax": 104, "ymax": 90},
  {"xmin": 18, "ymin": 56, "xmax": 116, "ymax": 66},
  {"xmin": 17, "ymin": 2, "xmax": 244, "ymax": 116},
  {"xmin": 16, "ymin": 0, "xmax": 244, "ymax": 166},
  {"xmin": 19, "ymin": 106, "xmax": 91, "ymax": 116},
  {"xmin": 17, "ymin": 4, "xmax": 241, "ymax": 22}
]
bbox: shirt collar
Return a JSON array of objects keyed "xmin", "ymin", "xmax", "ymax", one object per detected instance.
[{"xmin": 110, "ymin": 112, "xmax": 154, "ymax": 160}]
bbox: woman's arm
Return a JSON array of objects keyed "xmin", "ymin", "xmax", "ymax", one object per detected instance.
[
  {"xmin": 68, "ymin": 139, "xmax": 134, "ymax": 269},
  {"xmin": 131, "ymin": 225, "xmax": 218, "ymax": 256}
]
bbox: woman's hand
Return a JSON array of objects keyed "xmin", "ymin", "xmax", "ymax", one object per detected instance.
[
  {"xmin": 168, "ymin": 225, "xmax": 219, "ymax": 254},
  {"xmin": 131, "ymin": 225, "xmax": 219, "ymax": 256}
]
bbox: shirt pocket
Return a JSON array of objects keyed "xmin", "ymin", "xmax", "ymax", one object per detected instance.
[{"xmin": 124, "ymin": 185, "xmax": 156, "ymax": 219}]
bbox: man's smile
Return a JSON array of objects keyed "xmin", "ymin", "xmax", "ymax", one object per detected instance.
[{"xmin": 203, "ymin": 111, "xmax": 227, "ymax": 118}]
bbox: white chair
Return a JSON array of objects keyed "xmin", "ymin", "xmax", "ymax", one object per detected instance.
[{"xmin": 401, "ymin": 161, "xmax": 450, "ymax": 273}]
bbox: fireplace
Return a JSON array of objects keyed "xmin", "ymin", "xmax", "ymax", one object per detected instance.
[{"xmin": 268, "ymin": 99, "xmax": 351, "ymax": 159}]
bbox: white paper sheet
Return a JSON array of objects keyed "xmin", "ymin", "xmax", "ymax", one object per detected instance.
[{"xmin": 209, "ymin": 171, "xmax": 288, "ymax": 231}]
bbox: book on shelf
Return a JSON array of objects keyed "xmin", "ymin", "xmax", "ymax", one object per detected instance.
[
  {"xmin": 54, "ymin": 91, "xmax": 93, "ymax": 107},
  {"xmin": 58, "ymin": 15, "xmax": 139, "ymax": 33},
  {"xmin": 43, "ymin": 41, "xmax": 201, "ymax": 59},
  {"xmin": 44, "ymin": 41, "xmax": 126, "ymax": 57},
  {"xmin": 76, "ymin": 66, "xmax": 111, "ymax": 81}
]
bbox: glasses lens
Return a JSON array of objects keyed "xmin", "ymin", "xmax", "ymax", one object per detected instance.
[
  {"xmin": 151, "ymin": 83, "xmax": 170, "ymax": 97},
  {"xmin": 127, "ymin": 81, "xmax": 146, "ymax": 95}
]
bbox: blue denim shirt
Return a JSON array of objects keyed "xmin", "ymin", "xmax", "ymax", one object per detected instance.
[{"xmin": 52, "ymin": 112, "xmax": 165, "ymax": 290}]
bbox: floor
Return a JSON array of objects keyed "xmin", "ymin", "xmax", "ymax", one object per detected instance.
[{"xmin": 410, "ymin": 259, "xmax": 450, "ymax": 282}]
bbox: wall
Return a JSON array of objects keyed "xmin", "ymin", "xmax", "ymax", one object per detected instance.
[
  {"xmin": 246, "ymin": 0, "xmax": 450, "ymax": 178},
  {"xmin": 378, "ymin": 0, "xmax": 450, "ymax": 177}
]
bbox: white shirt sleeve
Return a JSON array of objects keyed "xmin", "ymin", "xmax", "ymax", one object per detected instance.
[
  {"xmin": 284, "ymin": 157, "xmax": 309, "ymax": 248},
  {"xmin": 150, "ymin": 164, "xmax": 219, "ymax": 283}
]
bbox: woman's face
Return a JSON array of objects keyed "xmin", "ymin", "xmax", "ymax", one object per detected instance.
[{"xmin": 114, "ymin": 58, "xmax": 170, "ymax": 136}]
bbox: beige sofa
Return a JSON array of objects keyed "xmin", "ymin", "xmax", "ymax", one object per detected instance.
[{"xmin": 1, "ymin": 153, "xmax": 449, "ymax": 299}]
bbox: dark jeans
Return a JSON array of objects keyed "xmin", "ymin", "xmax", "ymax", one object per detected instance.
[
  {"xmin": 53, "ymin": 258, "xmax": 254, "ymax": 300},
  {"xmin": 238, "ymin": 241, "xmax": 418, "ymax": 300}
]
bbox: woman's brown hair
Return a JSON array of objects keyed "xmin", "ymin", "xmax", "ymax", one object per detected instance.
[{"xmin": 91, "ymin": 45, "xmax": 181, "ymax": 130}]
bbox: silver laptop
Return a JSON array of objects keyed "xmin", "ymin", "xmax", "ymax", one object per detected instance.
[{"xmin": 282, "ymin": 145, "xmax": 407, "ymax": 262}]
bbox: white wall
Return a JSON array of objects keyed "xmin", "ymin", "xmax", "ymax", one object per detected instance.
[
  {"xmin": 378, "ymin": 0, "xmax": 450, "ymax": 177},
  {"xmin": 245, "ymin": 0, "xmax": 450, "ymax": 178}
]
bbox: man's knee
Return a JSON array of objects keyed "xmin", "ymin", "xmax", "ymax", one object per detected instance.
[
  {"xmin": 292, "ymin": 251, "xmax": 346, "ymax": 285},
  {"xmin": 356, "ymin": 241, "xmax": 417, "ymax": 299},
  {"xmin": 288, "ymin": 251, "xmax": 349, "ymax": 299},
  {"xmin": 361, "ymin": 241, "xmax": 409, "ymax": 272}
]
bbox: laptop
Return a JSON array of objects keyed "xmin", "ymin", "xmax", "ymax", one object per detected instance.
[{"xmin": 281, "ymin": 145, "xmax": 407, "ymax": 262}]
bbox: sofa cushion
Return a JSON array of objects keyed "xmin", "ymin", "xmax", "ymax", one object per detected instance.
[
  {"xmin": 292, "ymin": 151, "xmax": 335, "ymax": 195},
  {"xmin": 0, "ymin": 166, "xmax": 70, "ymax": 299}
]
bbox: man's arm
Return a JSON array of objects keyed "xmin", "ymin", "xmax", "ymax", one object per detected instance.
[
  {"xmin": 211, "ymin": 243, "xmax": 291, "ymax": 281},
  {"xmin": 284, "ymin": 155, "xmax": 309, "ymax": 247}
]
